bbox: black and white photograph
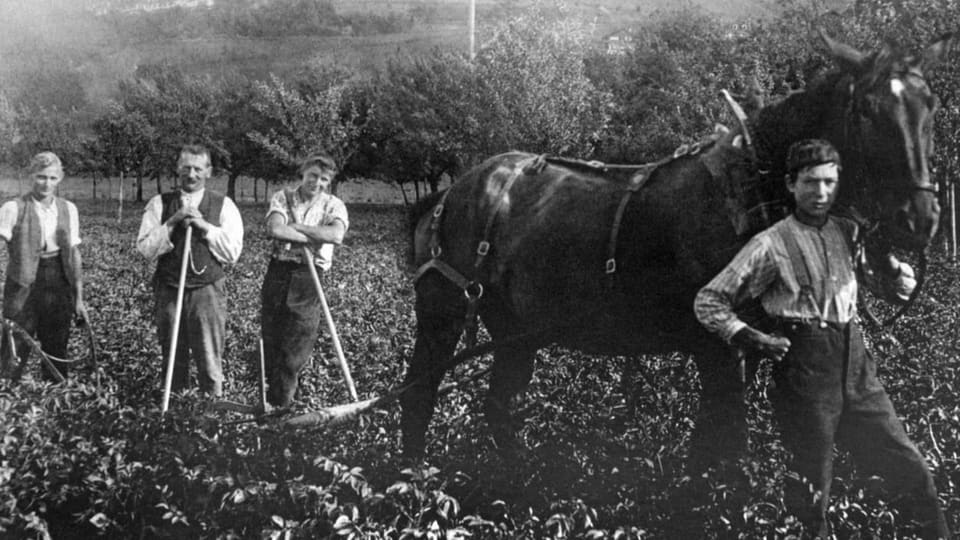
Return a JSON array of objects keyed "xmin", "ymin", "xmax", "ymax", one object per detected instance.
[{"xmin": 0, "ymin": 0, "xmax": 958, "ymax": 537}]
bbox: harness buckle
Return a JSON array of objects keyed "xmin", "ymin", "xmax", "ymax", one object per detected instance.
[
  {"xmin": 464, "ymin": 281, "xmax": 484, "ymax": 299},
  {"xmin": 432, "ymin": 204, "xmax": 444, "ymax": 218},
  {"xmin": 477, "ymin": 241, "xmax": 490, "ymax": 256},
  {"xmin": 605, "ymin": 258, "xmax": 616, "ymax": 274},
  {"xmin": 430, "ymin": 245, "xmax": 442, "ymax": 258}
]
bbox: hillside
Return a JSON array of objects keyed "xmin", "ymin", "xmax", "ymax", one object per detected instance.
[{"xmin": 0, "ymin": 0, "xmax": 842, "ymax": 111}]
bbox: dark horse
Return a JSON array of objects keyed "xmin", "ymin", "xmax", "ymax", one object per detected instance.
[{"xmin": 401, "ymin": 32, "xmax": 952, "ymax": 462}]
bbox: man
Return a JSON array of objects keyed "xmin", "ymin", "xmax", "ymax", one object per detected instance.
[
  {"xmin": 0, "ymin": 151, "xmax": 86, "ymax": 381},
  {"xmin": 694, "ymin": 139, "xmax": 948, "ymax": 539},
  {"xmin": 261, "ymin": 154, "xmax": 348, "ymax": 407},
  {"xmin": 137, "ymin": 144, "xmax": 243, "ymax": 397}
]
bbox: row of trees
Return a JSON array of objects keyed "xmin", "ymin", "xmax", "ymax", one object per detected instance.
[
  {"xmin": 1, "ymin": 0, "xmax": 959, "ymax": 204},
  {"xmin": 97, "ymin": 0, "xmax": 419, "ymax": 42}
]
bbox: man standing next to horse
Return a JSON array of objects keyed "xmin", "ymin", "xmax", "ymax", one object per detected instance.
[
  {"xmin": 260, "ymin": 154, "xmax": 347, "ymax": 408},
  {"xmin": 694, "ymin": 139, "xmax": 948, "ymax": 539},
  {"xmin": 0, "ymin": 151, "xmax": 87, "ymax": 381},
  {"xmin": 137, "ymin": 144, "xmax": 244, "ymax": 398}
]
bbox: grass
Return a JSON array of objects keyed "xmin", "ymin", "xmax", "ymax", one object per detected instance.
[{"xmin": 2, "ymin": 198, "xmax": 959, "ymax": 537}]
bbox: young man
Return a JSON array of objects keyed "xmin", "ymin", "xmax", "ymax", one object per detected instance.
[
  {"xmin": 261, "ymin": 154, "xmax": 348, "ymax": 408},
  {"xmin": 0, "ymin": 152, "xmax": 86, "ymax": 381},
  {"xmin": 136, "ymin": 144, "xmax": 243, "ymax": 397},
  {"xmin": 694, "ymin": 139, "xmax": 948, "ymax": 539}
]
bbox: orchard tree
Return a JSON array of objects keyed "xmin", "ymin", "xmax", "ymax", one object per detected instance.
[
  {"xmin": 116, "ymin": 64, "xmax": 224, "ymax": 200},
  {"xmin": 362, "ymin": 51, "xmax": 480, "ymax": 198},
  {"xmin": 470, "ymin": 6, "xmax": 613, "ymax": 160},
  {"xmin": 248, "ymin": 73, "xmax": 365, "ymax": 193},
  {"xmin": 0, "ymin": 93, "xmax": 19, "ymax": 168}
]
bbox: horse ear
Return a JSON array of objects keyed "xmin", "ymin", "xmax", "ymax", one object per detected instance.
[
  {"xmin": 923, "ymin": 32, "xmax": 954, "ymax": 68},
  {"xmin": 819, "ymin": 28, "xmax": 868, "ymax": 74}
]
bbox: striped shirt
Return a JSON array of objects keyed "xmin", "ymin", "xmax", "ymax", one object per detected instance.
[{"xmin": 694, "ymin": 214, "xmax": 859, "ymax": 342}]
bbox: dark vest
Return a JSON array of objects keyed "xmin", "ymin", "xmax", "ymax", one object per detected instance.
[
  {"xmin": 7, "ymin": 194, "xmax": 78, "ymax": 289},
  {"xmin": 154, "ymin": 190, "xmax": 226, "ymax": 289}
]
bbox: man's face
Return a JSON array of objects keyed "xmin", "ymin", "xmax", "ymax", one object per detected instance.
[
  {"xmin": 787, "ymin": 162, "xmax": 840, "ymax": 220},
  {"xmin": 299, "ymin": 165, "xmax": 334, "ymax": 197},
  {"xmin": 177, "ymin": 152, "xmax": 211, "ymax": 193},
  {"xmin": 32, "ymin": 165, "xmax": 63, "ymax": 200}
]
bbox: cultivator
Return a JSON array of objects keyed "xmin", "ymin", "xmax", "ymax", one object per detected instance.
[{"xmin": 0, "ymin": 316, "xmax": 97, "ymax": 383}]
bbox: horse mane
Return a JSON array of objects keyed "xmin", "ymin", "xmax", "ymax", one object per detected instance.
[
  {"xmin": 406, "ymin": 189, "xmax": 447, "ymax": 267},
  {"xmin": 751, "ymin": 70, "xmax": 848, "ymax": 176}
]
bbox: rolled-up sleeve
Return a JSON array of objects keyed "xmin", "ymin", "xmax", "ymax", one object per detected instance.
[
  {"xmin": 694, "ymin": 235, "xmax": 778, "ymax": 342},
  {"xmin": 67, "ymin": 201, "xmax": 81, "ymax": 246},
  {"xmin": 0, "ymin": 201, "xmax": 18, "ymax": 243},
  {"xmin": 204, "ymin": 196, "xmax": 243, "ymax": 265},
  {"xmin": 136, "ymin": 195, "xmax": 174, "ymax": 261}
]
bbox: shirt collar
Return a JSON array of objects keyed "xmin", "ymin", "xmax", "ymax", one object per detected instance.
[{"xmin": 180, "ymin": 188, "xmax": 205, "ymax": 206}]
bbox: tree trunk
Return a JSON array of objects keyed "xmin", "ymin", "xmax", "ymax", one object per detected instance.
[
  {"xmin": 92, "ymin": 173, "xmax": 98, "ymax": 200},
  {"xmin": 399, "ymin": 180, "xmax": 409, "ymax": 206},
  {"xmin": 413, "ymin": 178, "xmax": 420, "ymax": 202},
  {"xmin": 136, "ymin": 171, "xmax": 143, "ymax": 203},
  {"xmin": 253, "ymin": 177, "xmax": 259, "ymax": 202},
  {"xmin": 155, "ymin": 172, "xmax": 162, "ymax": 196},
  {"xmin": 227, "ymin": 172, "xmax": 239, "ymax": 200},
  {"xmin": 118, "ymin": 171, "xmax": 125, "ymax": 224}
]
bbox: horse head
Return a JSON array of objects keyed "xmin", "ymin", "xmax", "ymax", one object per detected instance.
[{"xmin": 822, "ymin": 30, "xmax": 953, "ymax": 250}]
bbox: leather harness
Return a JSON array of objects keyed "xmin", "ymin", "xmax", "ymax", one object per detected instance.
[{"xmin": 412, "ymin": 141, "xmax": 715, "ymax": 344}]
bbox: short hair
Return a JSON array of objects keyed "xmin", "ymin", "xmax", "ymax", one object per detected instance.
[
  {"xmin": 298, "ymin": 153, "xmax": 337, "ymax": 175},
  {"xmin": 29, "ymin": 151, "xmax": 63, "ymax": 175},
  {"xmin": 179, "ymin": 144, "xmax": 211, "ymax": 166},
  {"xmin": 786, "ymin": 139, "xmax": 841, "ymax": 178}
]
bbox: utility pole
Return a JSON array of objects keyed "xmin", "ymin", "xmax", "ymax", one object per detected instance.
[{"xmin": 468, "ymin": 0, "xmax": 476, "ymax": 60}]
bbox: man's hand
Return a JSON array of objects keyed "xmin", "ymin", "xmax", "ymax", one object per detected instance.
[
  {"xmin": 166, "ymin": 207, "xmax": 213, "ymax": 234},
  {"xmin": 74, "ymin": 300, "xmax": 89, "ymax": 327},
  {"xmin": 732, "ymin": 326, "xmax": 791, "ymax": 362},
  {"xmin": 166, "ymin": 206, "xmax": 202, "ymax": 227}
]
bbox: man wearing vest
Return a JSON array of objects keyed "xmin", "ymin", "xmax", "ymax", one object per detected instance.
[
  {"xmin": 0, "ymin": 151, "xmax": 86, "ymax": 381},
  {"xmin": 136, "ymin": 144, "xmax": 243, "ymax": 397},
  {"xmin": 694, "ymin": 139, "xmax": 948, "ymax": 538},
  {"xmin": 261, "ymin": 154, "xmax": 347, "ymax": 408}
]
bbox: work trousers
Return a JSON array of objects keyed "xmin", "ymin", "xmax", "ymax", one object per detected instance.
[
  {"xmin": 770, "ymin": 320, "xmax": 948, "ymax": 539},
  {"xmin": 2, "ymin": 257, "xmax": 73, "ymax": 380},
  {"xmin": 260, "ymin": 259, "xmax": 324, "ymax": 407},
  {"xmin": 155, "ymin": 279, "xmax": 226, "ymax": 397}
]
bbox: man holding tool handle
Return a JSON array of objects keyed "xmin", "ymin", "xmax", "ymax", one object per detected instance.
[
  {"xmin": 137, "ymin": 144, "xmax": 243, "ymax": 408},
  {"xmin": 261, "ymin": 153, "xmax": 355, "ymax": 408}
]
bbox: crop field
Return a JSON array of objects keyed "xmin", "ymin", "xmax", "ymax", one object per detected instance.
[{"xmin": 2, "ymin": 200, "xmax": 960, "ymax": 537}]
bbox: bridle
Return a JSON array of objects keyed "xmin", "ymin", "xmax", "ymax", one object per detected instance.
[{"xmin": 841, "ymin": 71, "xmax": 936, "ymax": 328}]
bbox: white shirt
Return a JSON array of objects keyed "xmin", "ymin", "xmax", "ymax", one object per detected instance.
[
  {"xmin": 0, "ymin": 197, "xmax": 81, "ymax": 253},
  {"xmin": 266, "ymin": 189, "xmax": 348, "ymax": 271},
  {"xmin": 136, "ymin": 189, "xmax": 243, "ymax": 264}
]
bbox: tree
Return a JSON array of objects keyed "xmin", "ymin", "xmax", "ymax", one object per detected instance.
[
  {"xmin": 115, "ymin": 64, "xmax": 224, "ymax": 201},
  {"xmin": 248, "ymin": 74, "xmax": 366, "ymax": 193},
  {"xmin": 360, "ymin": 51, "xmax": 481, "ymax": 198}
]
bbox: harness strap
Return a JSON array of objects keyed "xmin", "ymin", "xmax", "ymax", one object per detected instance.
[
  {"xmin": 474, "ymin": 164, "xmax": 524, "ymax": 273},
  {"xmin": 605, "ymin": 168, "xmax": 652, "ymax": 275},
  {"xmin": 427, "ymin": 188, "xmax": 453, "ymax": 258},
  {"xmin": 412, "ymin": 258, "xmax": 472, "ymax": 290}
]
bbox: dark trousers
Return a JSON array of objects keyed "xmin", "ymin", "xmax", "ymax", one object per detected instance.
[
  {"xmin": 771, "ymin": 320, "xmax": 948, "ymax": 539},
  {"xmin": 2, "ymin": 258, "xmax": 73, "ymax": 381},
  {"xmin": 155, "ymin": 279, "xmax": 226, "ymax": 397},
  {"xmin": 260, "ymin": 259, "xmax": 323, "ymax": 407}
]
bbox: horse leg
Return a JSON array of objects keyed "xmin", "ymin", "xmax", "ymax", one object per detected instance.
[
  {"xmin": 400, "ymin": 275, "xmax": 464, "ymax": 459},
  {"xmin": 481, "ymin": 300, "xmax": 537, "ymax": 450},
  {"xmin": 485, "ymin": 342, "xmax": 537, "ymax": 450},
  {"xmin": 688, "ymin": 344, "xmax": 748, "ymax": 473}
]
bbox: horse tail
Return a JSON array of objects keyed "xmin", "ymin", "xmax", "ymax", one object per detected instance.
[{"xmin": 406, "ymin": 189, "xmax": 448, "ymax": 268}]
